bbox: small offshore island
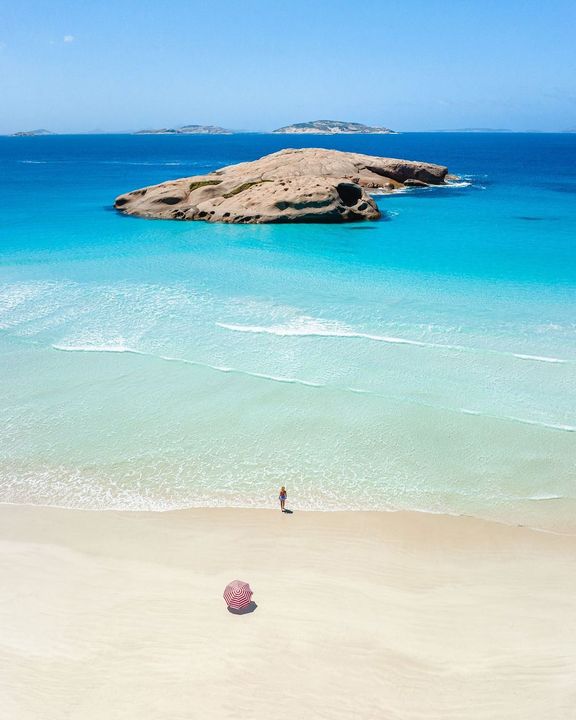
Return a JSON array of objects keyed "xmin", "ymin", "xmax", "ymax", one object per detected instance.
[
  {"xmin": 11, "ymin": 129, "xmax": 56, "ymax": 137},
  {"xmin": 115, "ymin": 147, "xmax": 451, "ymax": 224},
  {"xmin": 273, "ymin": 119, "xmax": 397, "ymax": 134},
  {"xmin": 135, "ymin": 125, "xmax": 233, "ymax": 135}
]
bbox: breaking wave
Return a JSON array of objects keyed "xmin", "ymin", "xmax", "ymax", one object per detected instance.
[
  {"xmin": 216, "ymin": 320, "xmax": 568, "ymax": 365},
  {"xmin": 51, "ymin": 343, "xmax": 323, "ymax": 388}
]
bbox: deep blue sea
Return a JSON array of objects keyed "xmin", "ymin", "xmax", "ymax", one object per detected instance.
[{"xmin": 1, "ymin": 133, "xmax": 575, "ymax": 531}]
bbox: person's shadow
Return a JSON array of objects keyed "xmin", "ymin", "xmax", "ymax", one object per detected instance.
[
  {"xmin": 283, "ymin": 509, "xmax": 294, "ymax": 514},
  {"xmin": 228, "ymin": 601, "xmax": 258, "ymax": 615}
]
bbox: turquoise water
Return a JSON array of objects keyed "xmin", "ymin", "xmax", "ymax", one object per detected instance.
[{"xmin": 1, "ymin": 134, "xmax": 575, "ymax": 531}]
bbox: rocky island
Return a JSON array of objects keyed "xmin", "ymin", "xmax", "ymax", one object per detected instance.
[
  {"xmin": 11, "ymin": 129, "xmax": 56, "ymax": 137},
  {"xmin": 135, "ymin": 125, "xmax": 233, "ymax": 135},
  {"xmin": 115, "ymin": 148, "xmax": 451, "ymax": 224},
  {"xmin": 273, "ymin": 120, "xmax": 397, "ymax": 134}
]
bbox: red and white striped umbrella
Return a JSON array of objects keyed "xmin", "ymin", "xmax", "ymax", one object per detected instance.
[{"xmin": 223, "ymin": 580, "xmax": 253, "ymax": 609}]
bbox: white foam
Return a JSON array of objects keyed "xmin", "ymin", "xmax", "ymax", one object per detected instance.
[
  {"xmin": 52, "ymin": 342, "xmax": 135, "ymax": 354},
  {"xmin": 99, "ymin": 160, "xmax": 187, "ymax": 166},
  {"xmin": 371, "ymin": 180, "xmax": 472, "ymax": 195},
  {"xmin": 0, "ymin": 281, "xmax": 68, "ymax": 329},
  {"xmin": 217, "ymin": 320, "xmax": 433, "ymax": 347},
  {"xmin": 444, "ymin": 180, "xmax": 472, "ymax": 188},
  {"xmin": 216, "ymin": 320, "xmax": 569, "ymax": 364},
  {"xmin": 51, "ymin": 343, "xmax": 323, "ymax": 388},
  {"xmin": 512, "ymin": 353, "xmax": 566, "ymax": 364},
  {"xmin": 460, "ymin": 406, "xmax": 576, "ymax": 433},
  {"xmin": 370, "ymin": 188, "xmax": 407, "ymax": 196},
  {"xmin": 503, "ymin": 417, "xmax": 576, "ymax": 433}
]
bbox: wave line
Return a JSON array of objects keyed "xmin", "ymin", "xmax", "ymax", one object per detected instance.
[
  {"xmin": 51, "ymin": 343, "xmax": 323, "ymax": 388},
  {"xmin": 51, "ymin": 343, "xmax": 575, "ymax": 432},
  {"xmin": 216, "ymin": 322, "xmax": 569, "ymax": 365}
]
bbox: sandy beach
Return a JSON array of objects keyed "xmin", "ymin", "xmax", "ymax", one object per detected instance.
[{"xmin": 1, "ymin": 504, "xmax": 575, "ymax": 719}]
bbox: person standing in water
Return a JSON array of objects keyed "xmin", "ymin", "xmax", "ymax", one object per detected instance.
[{"xmin": 279, "ymin": 486, "xmax": 287, "ymax": 512}]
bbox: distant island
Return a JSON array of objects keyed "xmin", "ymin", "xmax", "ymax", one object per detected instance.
[
  {"xmin": 273, "ymin": 120, "xmax": 397, "ymax": 135},
  {"xmin": 11, "ymin": 129, "xmax": 56, "ymax": 137},
  {"xmin": 135, "ymin": 125, "xmax": 233, "ymax": 135}
]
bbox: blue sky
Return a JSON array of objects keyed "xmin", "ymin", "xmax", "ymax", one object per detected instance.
[{"xmin": 1, "ymin": 0, "xmax": 575, "ymax": 133}]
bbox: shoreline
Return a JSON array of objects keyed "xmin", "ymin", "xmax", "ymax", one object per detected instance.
[
  {"xmin": 2, "ymin": 499, "xmax": 575, "ymax": 538},
  {"xmin": 1, "ymin": 503, "xmax": 575, "ymax": 719}
]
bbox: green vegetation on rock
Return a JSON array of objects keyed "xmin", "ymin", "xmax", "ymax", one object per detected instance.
[{"xmin": 189, "ymin": 180, "xmax": 222, "ymax": 191}]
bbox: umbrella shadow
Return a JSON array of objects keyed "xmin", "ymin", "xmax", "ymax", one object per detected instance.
[{"xmin": 228, "ymin": 601, "xmax": 258, "ymax": 615}]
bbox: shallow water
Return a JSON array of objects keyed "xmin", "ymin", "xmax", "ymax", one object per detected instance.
[{"xmin": 1, "ymin": 133, "xmax": 575, "ymax": 531}]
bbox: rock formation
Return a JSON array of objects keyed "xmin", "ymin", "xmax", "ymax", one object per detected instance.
[
  {"xmin": 115, "ymin": 148, "xmax": 450, "ymax": 224},
  {"xmin": 11, "ymin": 129, "xmax": 56, "ymax": 137}
]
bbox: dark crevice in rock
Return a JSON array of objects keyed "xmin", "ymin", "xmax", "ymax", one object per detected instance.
[{"xmin": 336, "ymin": 183, "xmax": 363, "ymax": 207}]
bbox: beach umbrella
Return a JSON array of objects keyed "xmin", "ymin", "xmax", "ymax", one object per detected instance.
[{"xmin": 223, "ymin": 580, "xmax": 253, "ymax": 610}]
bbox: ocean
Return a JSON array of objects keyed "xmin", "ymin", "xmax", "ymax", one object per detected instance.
[{"xmin": 0, "ymin": 133, "xmax": 574, "ymax": 532}]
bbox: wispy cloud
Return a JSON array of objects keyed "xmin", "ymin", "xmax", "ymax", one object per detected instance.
[{"xmin": 50, "ymin": 35, "xmax": 75, "ymax": 46}]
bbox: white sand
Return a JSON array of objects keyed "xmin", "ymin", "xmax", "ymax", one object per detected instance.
[{"xmin": 0, "ymin": 505, "xmax": 575, "ymax": 719}]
